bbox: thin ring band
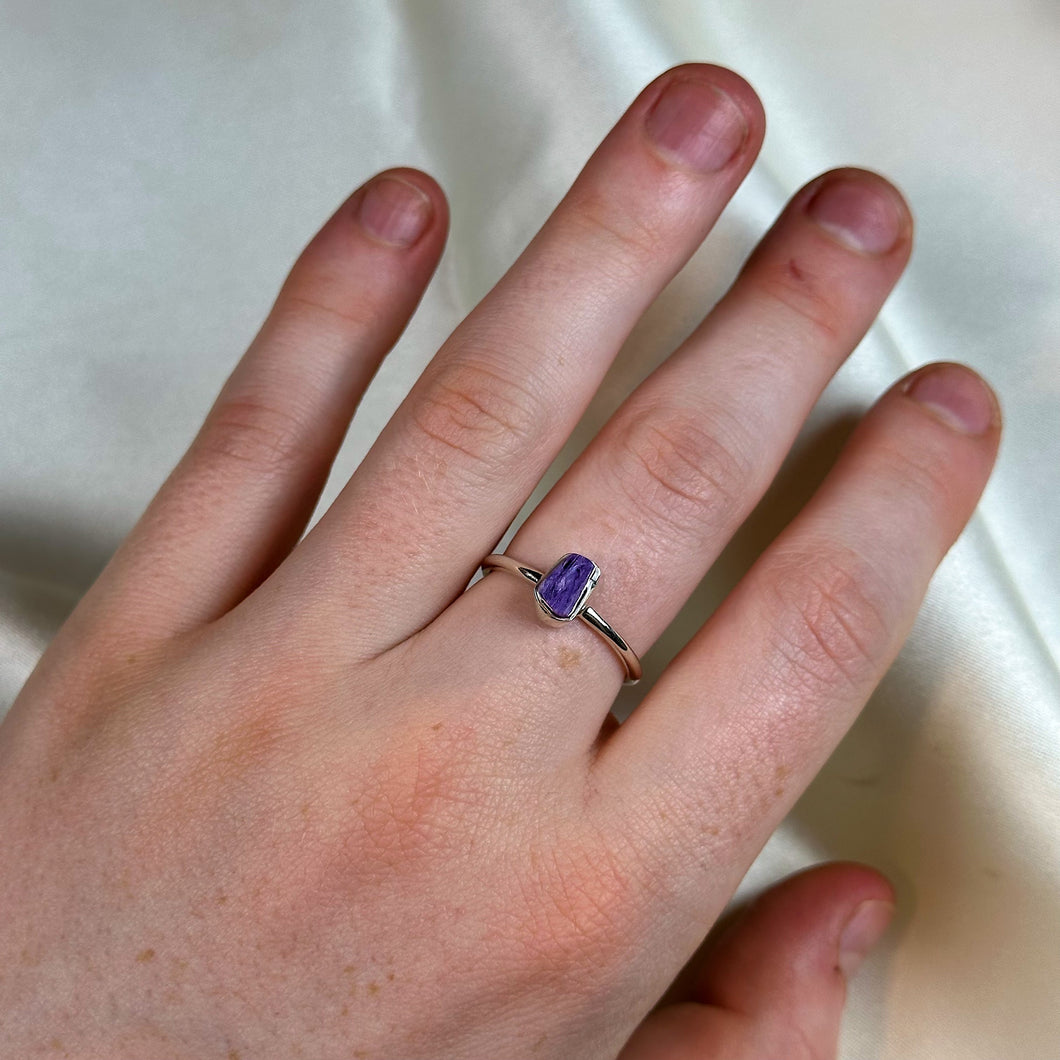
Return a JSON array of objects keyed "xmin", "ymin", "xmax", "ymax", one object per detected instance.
[{"xmin": 479, "ymin": 553, "xmax": 642, "ymax": 684}]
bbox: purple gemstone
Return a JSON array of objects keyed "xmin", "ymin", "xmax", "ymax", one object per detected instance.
[{"xmin": 537, "ymin": 553, "xmax": 598, "ymax": 620}]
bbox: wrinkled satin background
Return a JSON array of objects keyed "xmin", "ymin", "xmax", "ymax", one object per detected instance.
[{"xmin": 2, "ymin": 1, "xmax": 1058, "ymax": 1055}]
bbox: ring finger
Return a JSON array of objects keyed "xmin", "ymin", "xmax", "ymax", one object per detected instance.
[{"xmin": 438, "ymin": 166, "xmax": 913, "ymax": 728}]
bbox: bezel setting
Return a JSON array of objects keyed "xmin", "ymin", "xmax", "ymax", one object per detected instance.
[{"xmin": 534, "ymin": 552, "xmax": 601, "ymax": 626}]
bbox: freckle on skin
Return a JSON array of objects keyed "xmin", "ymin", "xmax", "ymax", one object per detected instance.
[
  {"xmin": 386, "ymin": 971, "xmax": 395, "ymax": 981},
  {"xmin": 343, "ymin": 964, "xmax": 356, "ymax": 974},
  {"xmin": 431, "ymin": 722, "xmax": 443, "ymax": 731},
  {"xmin": 558, "ymin": 646, "xmax": 581, "ymax": 670},
  {"xmin": 368, "ymin": 981, "xmax": 380, "ymax": 995},
  {"xmin": 773, "ymin": 764, "xmax": 790, "ymax": 797},
  {"xmin": 136, "ymin": 948, "xmax": 156, "ymax": 962}
]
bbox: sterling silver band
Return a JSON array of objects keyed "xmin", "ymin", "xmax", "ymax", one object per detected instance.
[{"xmin": 480, "ymin": 553, "xmax": 642, "ymax": 685}]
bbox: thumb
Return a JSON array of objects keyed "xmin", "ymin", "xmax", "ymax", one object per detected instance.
[{"xmin": 618, "ymin": 861, "xmax": 896, "ymax": 1059}]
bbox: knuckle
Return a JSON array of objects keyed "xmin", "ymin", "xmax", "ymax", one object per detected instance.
[
  {"xmin": 273, "ymin": 290, "xmax": 377, "ymax": 334},
  {"xmin": 878, "ymin": 439, "xmax": 950, "ymax": 523},
  {"xmin": 565, "ymin": 186, "xmax": 668, "ymax": 282},
  {"xmin": 409, "ymin": 358, "xmax": 546, "ymax": 478},
  {"xmin": 763, "ymin": 546, "xmax": 893, "ymax": 696},
  {"xmin": 199, "ymin": 392, "xmax": 312, "ymax": 479},
  {"xmin": 753, "ymin": 255, "xmax": 846, "ymax": 344},
  {"xmin": 610, "ymin": 405, "xmax": 750, "ymax": 541}
]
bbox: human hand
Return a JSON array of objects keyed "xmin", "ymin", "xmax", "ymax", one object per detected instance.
[{"xmin": 0, "ymin": 64, "xmax": 1000, "ymax": 1059}]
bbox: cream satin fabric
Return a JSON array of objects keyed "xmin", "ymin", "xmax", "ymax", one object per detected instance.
[{"xmin": 2, "ymin": 1, "xmax": 1058, "ymax": 1056}]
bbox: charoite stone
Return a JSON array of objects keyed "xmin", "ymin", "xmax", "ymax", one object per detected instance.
[{"xmin": 536, "ymin": 553, "xmax": 598, "ymax": 620}]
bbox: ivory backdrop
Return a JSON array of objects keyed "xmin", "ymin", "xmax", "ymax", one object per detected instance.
[{"xmin": 2, "ymin": 1, "xmax": 1058, "ymax": 1056}]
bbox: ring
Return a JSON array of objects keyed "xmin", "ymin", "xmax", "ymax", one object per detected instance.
[{"xmin": 479, "ymin": 553, "xmax": 642, "ymax": 684}]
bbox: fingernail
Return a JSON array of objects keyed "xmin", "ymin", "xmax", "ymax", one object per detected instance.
[
  {"xmin": 806, "ymin": 176, "xmax": 904, "ymax": 254},
  {"xmin": 904, "ymin": 363, "xmax": 1000, "ymax": 435},
  {"xmin": 838, "ymin": 899, "xmax": 895, "ymax": 979},
  {"xmin": 645, "ymin": 78, "xmax": 748, "ymax": 172},
  {"xmin": 356, "ymin": 175, "xmax": 433, "ymax": 246}
]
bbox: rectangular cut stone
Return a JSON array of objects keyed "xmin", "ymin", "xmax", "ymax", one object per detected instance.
[{"xmin": 537, "ymin": 553, "xmax": 597, "ymax": 620}]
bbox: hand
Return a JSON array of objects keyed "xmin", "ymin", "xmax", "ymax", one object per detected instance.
[{"xmin": 0, "ymin": 63, "xmax": 999, "ymax": 1059}]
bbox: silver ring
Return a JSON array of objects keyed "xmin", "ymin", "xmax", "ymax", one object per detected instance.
[{"xmin": 479, "ymin": 553, "xmax": 642, "ymax": 685}]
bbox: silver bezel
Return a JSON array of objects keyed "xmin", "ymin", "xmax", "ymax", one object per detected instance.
[
  {"xmin": 478, "ymin": 553, "xmax": 641, "ymax": 683},
  {"xmin": 533, "ymin": 554, "xmax": 601, "ymax": 626}
]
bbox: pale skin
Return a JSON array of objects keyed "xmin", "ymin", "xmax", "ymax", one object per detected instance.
[{"xmin": 0, "ymin": 63, "xmax": 1001, "ymax": 1058}]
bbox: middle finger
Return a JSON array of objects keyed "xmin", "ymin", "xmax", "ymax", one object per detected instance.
[{"xmin": 274, "ymin": 64, "xmax": 764, "ymax": 654}]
